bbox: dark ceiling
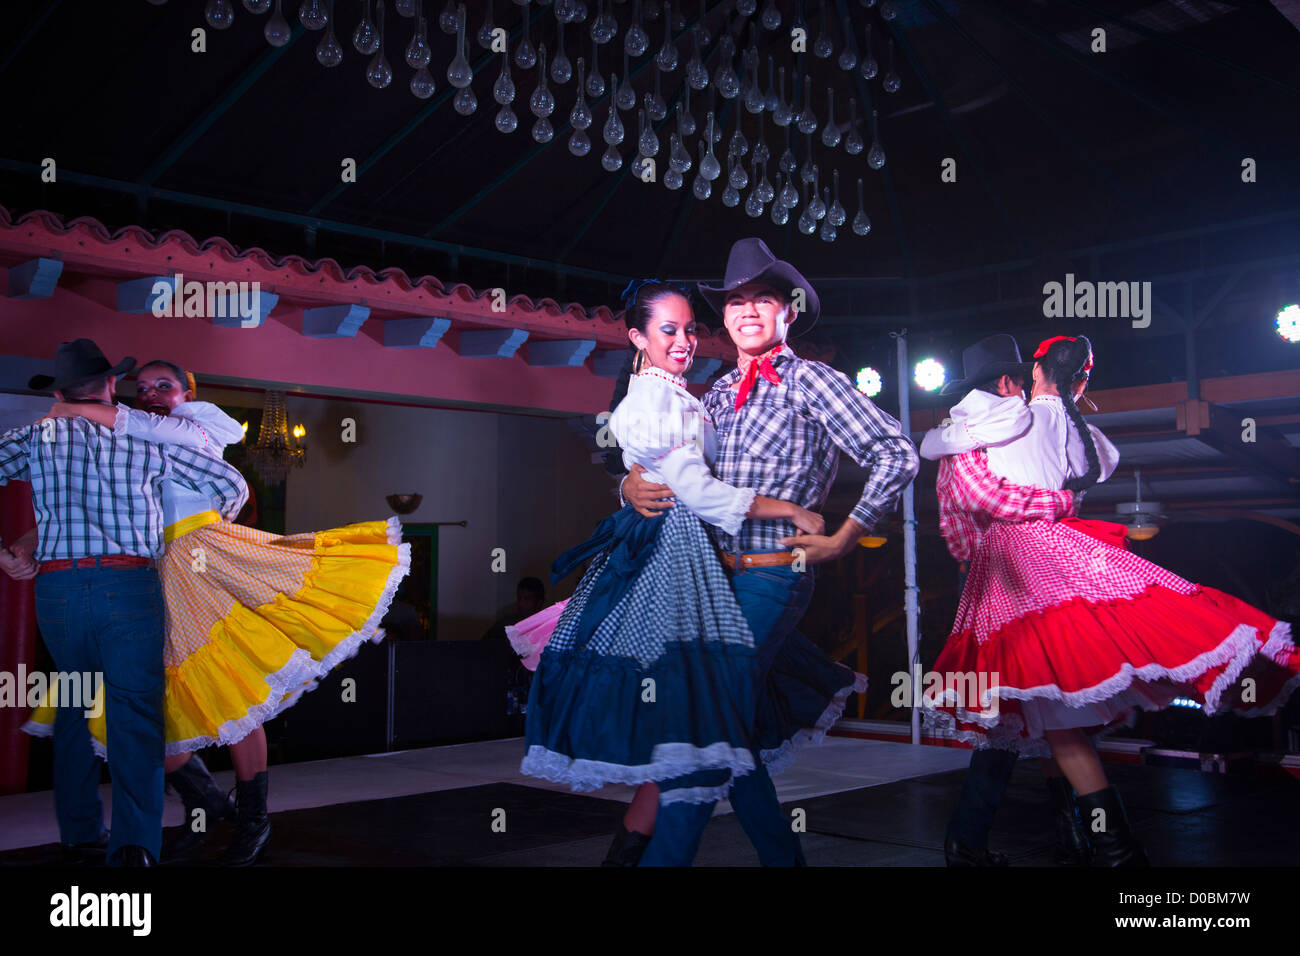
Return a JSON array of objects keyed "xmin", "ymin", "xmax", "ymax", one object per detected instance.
[{"xmin": 2, "ymin": 0, "xmax": 1299, "ymax": 383}]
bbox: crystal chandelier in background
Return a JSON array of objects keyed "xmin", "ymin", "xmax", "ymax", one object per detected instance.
[
  {"xmin": 168, "ymin": 0, "xmax": 910, "ymax": 244},
  {"xmin": 246, "ymin": 390, "xmax": 307, "ymax": 485}
]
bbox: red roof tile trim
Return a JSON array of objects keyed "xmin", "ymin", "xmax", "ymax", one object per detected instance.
[{"xmin": 0, "ymin": 207, "xmax": 738, "ymax": 359}]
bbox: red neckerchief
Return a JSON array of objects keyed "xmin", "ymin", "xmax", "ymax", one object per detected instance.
[{"xmin": 733, "ymin": 344, "xmax": 785, "ymax": 410}]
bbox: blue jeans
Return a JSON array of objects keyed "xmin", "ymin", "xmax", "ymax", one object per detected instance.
[
  {"xmin": 34, "ymin": 566, "xmax": 166, "ymax": 864},
  {"xmin": 946, "ymin": 748, "xmax": 1018, "ymax": 851},
  {"xmin": 641, "ymin": 564, "xmax": 815, "ymax": 867}
]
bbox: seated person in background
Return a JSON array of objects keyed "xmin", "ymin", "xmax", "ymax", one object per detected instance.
[{"xmin": 480, "ymin": 577, "xmax": 546, "ymax": 641}]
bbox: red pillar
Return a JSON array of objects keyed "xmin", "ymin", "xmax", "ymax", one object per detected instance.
[{"xmin": 0, "ymin": 481, "xmax": 37, "ymax": 795}]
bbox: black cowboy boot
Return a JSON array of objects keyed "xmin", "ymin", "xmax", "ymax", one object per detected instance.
[
  {"xmin": 1074, "ymin": 785, "xmax": 1149, "ymax": 867},
  {"xmin": 220, "ymin": 771, "xmax": 271, "ymax": 867},
  {"xmin": 62, "ymin": 830, "xmax": 110, "ymax": 866},
  {"xmin": 602, "ymin": 824, "xmax": 652, "ymax": 867},
  {"xmin": 1046, "ymin": 775, "xmax": 1093, "ymax": 866},
  {"xmin": 163, "ymin": 754, "xmax": 236, "ymax": 860},
  {"xmin": 944, "ymin": 837, "xmax": 1009, "ymax": 867}
]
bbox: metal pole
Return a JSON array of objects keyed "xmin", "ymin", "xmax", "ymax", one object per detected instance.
[{"xmin": 894, "ymin": 329, "xmax": 921, "ymax": 745}]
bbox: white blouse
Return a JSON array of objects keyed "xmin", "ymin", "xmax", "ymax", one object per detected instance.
[
  {"xmin": 921, "ymin": 390, "xmax": 1119, "ymax": 491},
  {"xmin": 113, "ymin": 400, "xmax": 245, "ymax": 526},
  {"xmin": 608, "ymin": 369, "xmax": 756, "ymax": 536},
  {"xmin": 920, "ymin": 390, "xmax": 1032, "ymax": 461}
]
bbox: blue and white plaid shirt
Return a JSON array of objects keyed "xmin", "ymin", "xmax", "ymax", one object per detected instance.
[
  {"xmin": 700, "ymin": 345, "xmax": 919, "ymax": 554},
  {"xmin": 0, "ymin": 415, "xmax": 249, "ymax": 561}
]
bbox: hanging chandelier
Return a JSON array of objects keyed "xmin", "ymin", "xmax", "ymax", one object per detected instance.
[
  {"xmin": 160, "ymin": 0, "xmax": 912, "ymax": 244},
  {"xmin": 246, "ymin": 390, "xmax": 307, "ymax": 485}
]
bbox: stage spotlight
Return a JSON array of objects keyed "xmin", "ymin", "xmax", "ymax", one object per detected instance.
[
  {"xmin": 1170, "ymin": 697, "xmax": 1203, "ymax": 709},
  {"xmin": 914, "ymin": 358, "xmax": 945, "ymax": 392},
  {"xmin": 1278, "ymin": 303, "xmax": 1300, "ymax": 343},
  {"xmin": 856, "ymin": 366, "xmax": 882, "ymax": 397}
]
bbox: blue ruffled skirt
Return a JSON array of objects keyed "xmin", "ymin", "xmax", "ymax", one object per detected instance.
[{"xmin": 521, "ymin": 504, "xmax": 761, "ymax": 803}]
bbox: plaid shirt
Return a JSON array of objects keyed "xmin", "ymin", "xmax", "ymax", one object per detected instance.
[
  {"xmin": 935, "ymin": 449, "xmax": 1075, "ymax": 562},
  {"xmin": 700, "ymin": 345, "xmax": 919, "ymax": 554},
  {"xmin": 0, "ymin": 415, "xmax": 248, "ymax": 561}
]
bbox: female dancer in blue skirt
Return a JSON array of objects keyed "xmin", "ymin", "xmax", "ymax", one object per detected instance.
[{"xmin": 517, "ymin": 280, "xmax": 862, "ymax": 864}]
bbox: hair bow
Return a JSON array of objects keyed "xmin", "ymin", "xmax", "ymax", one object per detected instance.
[
  {"xmin": 1034, "ymin": 335, "xmax": 1093, "ymax": 373},
  {"xmin": 620, "ymin": 278, "xmax": 659, "ymax": 308}
]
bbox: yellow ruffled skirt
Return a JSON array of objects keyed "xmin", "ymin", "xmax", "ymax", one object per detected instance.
[{"xmin": 23, "ymin": 512, "xmax": 411, "ymax": 756}]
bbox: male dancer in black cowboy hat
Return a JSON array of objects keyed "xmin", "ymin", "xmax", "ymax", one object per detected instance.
[
  {"xmin": 623, "ymin": 238, "xmax": 919, "ymax": 866},
  {"xmin": 919, "ymin": 333, "xmax": 1092, "ymax": 867},
  {"xmin": 0, "ymin": 339, "xmax": 247, "ymax": 866}
]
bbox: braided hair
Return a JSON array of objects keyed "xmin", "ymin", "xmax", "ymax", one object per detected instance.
[
  {"xmin": 1035, "ymin": 335, "xmax": 1100, "ymax": 493},
  {"xmin": 603, "ymin": 280, "xmax": 692, "ymax": 475}
]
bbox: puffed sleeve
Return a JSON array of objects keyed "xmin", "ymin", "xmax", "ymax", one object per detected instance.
[
  {"xmin": 920, "ymin": 391, "xmax": 1032, "ymax": 460},
  {"xmin": 1089, "ymin": 424, "xmax": 1120, "ymax": 483},
  {"xmin": 114, "ymin": 401, "xmax": 243, "ymax": 453},
  {"xmin": 610, "ymin": 379, "xmax": 755, "ymax": 535}
]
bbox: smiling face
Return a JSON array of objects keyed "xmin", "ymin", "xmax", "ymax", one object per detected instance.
[
  {"xmin": 135, "ymin": 363, "xmax": 192, "ymax": 416},
  {"xmin": 628, "ymin": 292, "xmax": 698, "ymax": 376},
  {"xmin": 722, "ymin": 281, "xmax": 791, "ymax": 356}
]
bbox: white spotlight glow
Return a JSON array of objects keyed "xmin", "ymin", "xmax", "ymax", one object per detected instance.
[
  {"xmin": 914, "ymin": 358, "xmax": 945, "ymax": 392},
  {"xmin": 1278, "ymin": 304, "xmax": 1300, "ymax": 343},
  {"xmin": 856, "ymin": 366, "xmax": 882, "ymax": 397}
]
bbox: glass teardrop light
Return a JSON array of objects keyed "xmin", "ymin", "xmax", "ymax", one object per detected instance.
[
  {"xmin": 364, "ymin": 1, "xmax": 392, "ymax": 85},
  {"xmin": 299, "ymin": 0, "xmax": 328, "ymax": 29},
  {"xmin": 494, "ymin": 48, "xmax": 516, "ymax": 103},
  {"xmin": 405, "ymin": 9, "xmax": 431, "ymax": 67},
  {"xmin": 495, "ymin": 103, "xmax": 519, "ymax": 132},
  {"xmin": 569, "ymin": 58, "xmax": 592, "ymax": 126},
  {"xmin": 624, "ymin": 0, "xmax": 649, "ymax": 57},
  {"xmin": 205, "ymin": 0, "xmax": 235, "ymax": 30},
  {"xmin": 602, "ymin": 143, "xmax": 624, "ymax": 172},
  {"xmin": 852, "ymin": 177, "xmax": 872, "ymax": 235},
  {"xmin": 265, "ymin": 0, "xmax": 293, "ymax": 45},
  {"xmin": 552, "ymin": 19, "xmax": 572, "ymax": 83},
  {"xmin": 568, "ymin": 127, "xmax": 592, "ymax": 155},
  {"xmin": 531, "ymin": 45, "xmax": 555, "ymax": 115},
  {"xmin": 655, "ymin": 1, "xmax": 678, "ymax": 71},
  {"xmin": 844, "ymin": 97, "xmax": 864, "ymax": 155},
  {"xmin": 410, "ymin": 66, "xmax": 436, "ymax": 97},
  {"xmin": 587, "ymin": 36, "xmax": 606, "ymax": 96},
  {"xmin": 477, "ymin": 0, "xmax": 496, "ymax": 49},
  {"xmin": 453, "ymin": 85, "xmax": 477, "ymax": 114},
  {"xmin": 514, "ymin": 1, "xmax": 536, "ymax": 69},
  {"xmin": 615, "ymin": 51, "xmax": 636, "ymax": 110},
  {"xmin": 353, "ymin": 0, "xmax": 379, "ymax": 54},
  {"xmin": 316, "ymin": 14, "xmax": 344, "ymax": 65},
  {"xmin": 447, "ymin": 5, "xmax": 473, "ymax": 87}
]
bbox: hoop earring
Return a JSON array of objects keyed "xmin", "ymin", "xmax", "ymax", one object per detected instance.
[{"xmin": 632, "ymin": 348, "xmax": 648, "ymax": 375}]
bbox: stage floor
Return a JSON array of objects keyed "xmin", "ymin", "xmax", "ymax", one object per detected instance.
[{"xmin": 2, "ymin": 736, "xmax": 1297, "ymax": 866}]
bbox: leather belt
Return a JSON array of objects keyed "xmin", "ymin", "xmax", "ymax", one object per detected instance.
[
  {"xmin": 38, "ymin": 555, "xmax": 154, "ymax": 575},
  {"xmin": 724, "ymin": 551, "xmax": 797, "ymax": 571}
]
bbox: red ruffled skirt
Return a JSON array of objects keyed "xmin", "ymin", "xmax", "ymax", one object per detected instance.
[{"xmin": 923, "ymin": 518, "xmax": 1298, "ymax": 756}]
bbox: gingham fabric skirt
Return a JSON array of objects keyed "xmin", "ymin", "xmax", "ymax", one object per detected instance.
[
  {"xmin": 923, "ymin": 519, "xmax": 1298, "ymax": 755},
  {"xmin": 25, "ymin": 513, "xmax": 410, "ymax": 756},
  {"xmin": 521, "ymin": 504, "xmax": 761, "ymax": 803}
]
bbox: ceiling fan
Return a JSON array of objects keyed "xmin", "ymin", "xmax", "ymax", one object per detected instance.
[{"xmin": 1105, "ymin": 469, "xmax": 1168, "ymax": 541}]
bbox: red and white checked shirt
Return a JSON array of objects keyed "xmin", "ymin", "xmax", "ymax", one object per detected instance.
[{"xmin": 936, "ymin": 449, "xmax": 1075, "ymax": 562}]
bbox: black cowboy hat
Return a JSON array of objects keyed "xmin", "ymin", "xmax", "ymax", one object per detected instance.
[
  {"xmin": 697, "ymin": 237, "xmax": 821, "ymax": 323},
  {"xmin": 27, "ymin": 338, "xmax": 135, "ymax": 392},
  {"xmin": 941, "ymin": 333, "xmax": 1033, "ymax": 396}
]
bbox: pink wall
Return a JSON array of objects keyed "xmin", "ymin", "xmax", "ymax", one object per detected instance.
[{"xmin": 1, "ymin": 287, "xmax": 620, "ymax": 415}]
